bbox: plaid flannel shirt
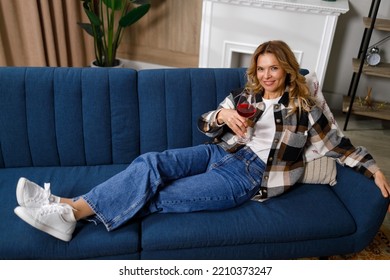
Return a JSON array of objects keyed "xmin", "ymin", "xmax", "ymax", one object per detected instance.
[{"xmin": 198, "ymin": 90, "xmax": 379, "ymax": 200}]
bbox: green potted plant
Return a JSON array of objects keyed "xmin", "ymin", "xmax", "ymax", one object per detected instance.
[{"xmin": 79, "ymin": 0, "xmax": 151, "ymax": 67}]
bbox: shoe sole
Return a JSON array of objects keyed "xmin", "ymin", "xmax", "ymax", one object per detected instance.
[
  {"xmin": 14, "ymin": 206, "xmax": 72, "ymax": 242},
  {"xmin": 16, "ymin": 177, "xmax": 28, "ymax": 207}
]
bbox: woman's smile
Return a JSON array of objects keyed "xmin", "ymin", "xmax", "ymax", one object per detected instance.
[{"xmin": 256, "ymin": 53, "xmax": 286, "ymax": 98}]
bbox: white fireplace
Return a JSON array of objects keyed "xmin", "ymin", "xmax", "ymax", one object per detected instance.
[{"xmin": 199, "ymin": 0, "xmax": 349, "ymax": 87}]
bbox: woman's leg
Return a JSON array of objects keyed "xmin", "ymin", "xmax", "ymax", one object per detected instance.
[
  {"xmin": 60, "ymin": 198, "xmax": 93, "ymax": 220},
  {"xmin": 63, "ymin": 146, "xmax": 265, "ymax": 222},
  {"xmin": 78, "ymin": 144, "xmax": 228, "ymax": 231}
]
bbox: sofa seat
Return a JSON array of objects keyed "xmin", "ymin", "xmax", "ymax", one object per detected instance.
[
  {"xmin": 141, "ymin": 169, "xmax": 356, "ymax": 259},
  {"xmin": 0, "ymin": 165, "xmax": 140, "ymax": 260}
]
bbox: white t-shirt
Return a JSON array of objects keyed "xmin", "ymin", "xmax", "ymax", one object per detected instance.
[{"xmin": 247, "ymin": 97, "xmax": 281, "ymax": 163}]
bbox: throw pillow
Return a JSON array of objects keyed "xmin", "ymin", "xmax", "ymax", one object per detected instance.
[{"xmin": 299, "ymin": 156, "xmax": 337, "ymax": 186}]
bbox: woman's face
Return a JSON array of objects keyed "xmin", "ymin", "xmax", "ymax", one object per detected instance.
[{"xmin": 256, "ymin": 53, "xmax": 287, "ymax": 97}]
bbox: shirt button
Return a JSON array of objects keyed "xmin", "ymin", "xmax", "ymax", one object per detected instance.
[
  {"xmin": 268, "ymin": 157, "xmax": 273, "ymax": 162},
  {"xmin": 274, "ymin": 105, "xmax": 280, "ymax": 109},
  {"xmin": 264, "ymin": 175, "xmax": 269, "ymax": 180},
  {"xmin": 274, "ymin": 139, "xmax": 279, "ymax": 143},
  {"xmin": 276, "ymin": 119, "xmax": 281, "ymax": 123}
]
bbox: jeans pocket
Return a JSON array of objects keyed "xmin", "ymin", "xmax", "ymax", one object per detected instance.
[{"xmin": 245, "ymin": 158, "xmax": 265, "ymax": 190}]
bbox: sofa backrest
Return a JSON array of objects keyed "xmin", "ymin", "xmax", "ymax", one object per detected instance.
[
  {"xmin": 137, "ymin": 68, "xmax": 247, "ymax": 154},
  {"xmin": 0, "ymin": 67, "xmax": 140, "ymax": 168},
  {"xmin": 0, "ymin": 67, "xmax": 247, "ymax": 168}
]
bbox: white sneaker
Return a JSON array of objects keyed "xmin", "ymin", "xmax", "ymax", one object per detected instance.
[
  {"xmin": 14, "ymin": 204, "xmax": 76, "ymax": 242},
  {"xmin": 16, "ymin": 177, "xmax": 60, "ymax": 208}
]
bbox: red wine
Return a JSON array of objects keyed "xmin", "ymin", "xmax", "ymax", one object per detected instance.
[{"xmin": 237, "ymin": 103, "xmax": 256, "ymax": 118}]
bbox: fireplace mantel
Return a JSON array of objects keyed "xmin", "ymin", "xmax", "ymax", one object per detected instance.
[
  {"xmin": 206, "ymin": 0, "xmax": 348, "ymax": 16},
  {"xmin": 199, "ymin": 0, "xmax": 349, "ymax": 86}
]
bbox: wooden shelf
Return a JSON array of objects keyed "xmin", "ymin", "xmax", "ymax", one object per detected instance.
[
  {"xmin": 344, "ymin": 1, "xmax": 389, "ymax": 130},
  {"xmin": 352, "ymin": 58, "xmax": 390, "ymax": 78},
  {"xmin": 343, "ymin": 96, "xmax": 390, "ymax": 121},
  {"xmin": 363, "ymin": 17, "xmax": 390, "ymax": 31}
]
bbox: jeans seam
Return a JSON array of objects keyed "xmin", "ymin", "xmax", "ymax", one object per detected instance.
[{"xmin": 159, "ymin": 195, "xmax": 233, "ymax": 205}]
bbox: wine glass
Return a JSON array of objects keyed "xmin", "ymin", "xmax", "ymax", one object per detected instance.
[{"xmin": 235, "ymin": 91, "xmax": 256, "ymax": 144}]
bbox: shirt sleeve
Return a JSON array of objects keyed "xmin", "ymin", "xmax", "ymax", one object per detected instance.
[
  {"xmin": 197, "ymin": 94, "xmax": 235, "ymax": 138},
  {"xmin": 307, "ymin": 106, "xmax": 379, "ymax": 178}
]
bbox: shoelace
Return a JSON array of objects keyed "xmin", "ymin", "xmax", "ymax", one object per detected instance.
[
  {"xmin": 27, "ymin": 183, "xmax": 51, "ymax": 205},
  {"xmin": 39, "ymin": 203, "xmax": 70, "ymax": 216},
  {"xmin": 43, "ymin": 183, "xmax": 56, "ymax": 203},
  {"xmin": 38, "ymin": 204, "xmax": 77, "ymax": 226}
]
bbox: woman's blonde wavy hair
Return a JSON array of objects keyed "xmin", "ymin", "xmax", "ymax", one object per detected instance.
[{"xmin": 246, "ymin": 40, "xmax": 314, "ymax": 115}]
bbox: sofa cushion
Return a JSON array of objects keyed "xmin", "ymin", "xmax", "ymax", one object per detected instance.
[
  {"xmin": 0, "ymin": 164, "xmax": 140, "ymax": 259},
  {"xmin": 141, "ymin": 183, "xmax": 356, "ymax": 259}
]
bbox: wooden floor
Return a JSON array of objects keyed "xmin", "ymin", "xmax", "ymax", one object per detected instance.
[{"xmin": 336, "ymin": 112, "xmax": 390, "ymax": 178}]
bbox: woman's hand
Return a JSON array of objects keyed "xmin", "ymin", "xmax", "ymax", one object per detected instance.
[
  {"xmin": 373, "ymin": 170, "xmax": 390, "ymax": 212},
  {"xmin": 217, "ymin": 108, "xmax": 248, "ymax": 138}
]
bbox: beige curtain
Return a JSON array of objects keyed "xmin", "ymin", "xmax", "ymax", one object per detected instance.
[{"xmin": 0, "ymin": 0, "xmax": 94, "ymax": 67}]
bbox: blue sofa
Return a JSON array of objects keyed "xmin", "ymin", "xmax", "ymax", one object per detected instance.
[{"xmin": 0, "ymin": 67, "xmax": 388, "ymax": 260}]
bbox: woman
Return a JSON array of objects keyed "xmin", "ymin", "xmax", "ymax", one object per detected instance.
[{"xmin": 14, "ymin": 40, "xmax": 390, "ymax": 242}]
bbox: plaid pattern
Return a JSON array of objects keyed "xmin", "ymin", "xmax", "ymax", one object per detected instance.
[{"xmin": 198, "ymin": 90, "xmax": 379, "ymax": 200}]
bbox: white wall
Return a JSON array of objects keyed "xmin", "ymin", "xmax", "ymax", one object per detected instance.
[
  {"xmin": 199, "ymin": 0, "xmax": 349, "ymax": 88},
  {"xmin": 324, "ymin": 0, "xmax": 390, "ymax": 111}
]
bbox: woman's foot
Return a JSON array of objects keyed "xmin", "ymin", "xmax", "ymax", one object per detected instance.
[
  {"xmin": 14, "ymin": 203, "xmax": 76, "ymax": 242},
  {"xmin": 16, "ymin": 177, "xmax": 60, "ymax": 208}
]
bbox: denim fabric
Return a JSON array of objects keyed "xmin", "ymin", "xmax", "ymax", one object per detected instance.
[{"xmin": 82, "ymin": 145, "xmax": 265, "ymax": 231}]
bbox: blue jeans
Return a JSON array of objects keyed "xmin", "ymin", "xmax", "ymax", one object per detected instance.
[{"xmin": 82, "ymin": 145, "xmax": 265, "ymax": 231}]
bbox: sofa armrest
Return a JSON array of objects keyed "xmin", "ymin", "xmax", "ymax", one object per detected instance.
[{"xmin": 332, "ymin": 164, "xmax": 389, "ymax": 251}]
